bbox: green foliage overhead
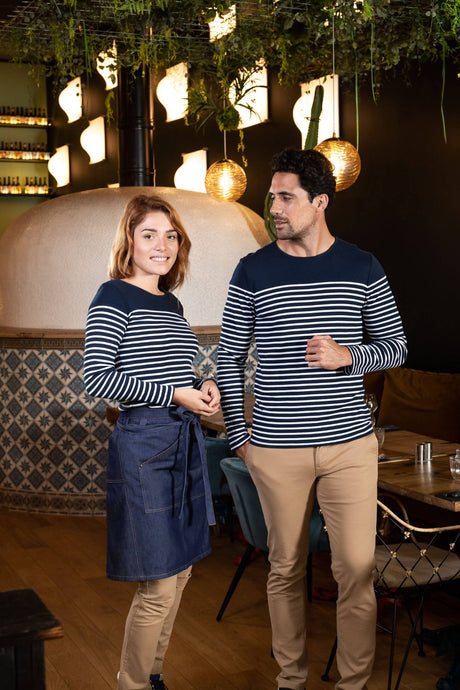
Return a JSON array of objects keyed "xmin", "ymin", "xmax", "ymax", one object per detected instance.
[{"xmin": 5, "ymin": 0, "xmax": 460, "ymax": 130}]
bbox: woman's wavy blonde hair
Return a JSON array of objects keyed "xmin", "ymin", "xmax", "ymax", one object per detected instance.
[{"xmin": 108, "ymin": 194, "xmax": 191, "ymax": 292}]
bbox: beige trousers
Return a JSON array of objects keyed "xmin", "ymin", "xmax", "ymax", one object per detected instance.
[
  {"xmin": 117, "ymin": 566, "xmax": 192, "ymax": 690},
  {"xmin": 246, "ymin": 434, "xmax": 377, "ymax": 690}
]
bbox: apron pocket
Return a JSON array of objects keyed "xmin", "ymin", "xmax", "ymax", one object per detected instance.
[{"xmin": 138, "ymin": 434, "xmax": 185, "ymax": 513}]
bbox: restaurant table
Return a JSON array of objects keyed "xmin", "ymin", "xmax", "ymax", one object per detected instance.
[
  {"xmin": 201, "ymin": 397, "xmax": 460, "ymax": 514},
  {"xmin": 378, "ymin": 429, "xmax": 460, "ymax": 513}
]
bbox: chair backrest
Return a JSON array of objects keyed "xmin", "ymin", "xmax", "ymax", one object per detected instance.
[
  {"xmin": 310, "ymin": 498, "xmax": 331, "ymax": 553},
  {"xmin": 204, "ymin": 436, "xmax": 231, "ymax": 496},
  {"xmin": 220, "ymin": 456, "xmax": 330, "ymax": 555},
  {"xmin": 374, "ymin": 498, "xmax": 460, "ymax": 594},
  {"xmin": 220, "ymin": 457, "xmax": 268, "ymax": 552}
]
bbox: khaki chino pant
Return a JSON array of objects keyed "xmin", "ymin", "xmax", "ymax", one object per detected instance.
[
  {"xmin": 117, "ymin": 566, "xmax": 192, "ymax": 690},
  {"xmin": 246, "ymin": 434, "xmax": 378, "ymax": 690}
]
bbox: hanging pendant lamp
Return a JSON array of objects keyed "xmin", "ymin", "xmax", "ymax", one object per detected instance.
[
  {"xmin": 314, "ymin": 13, "xmax": 361, "ymax": 192},
  {"xmin": 205, "ymin": 131, "xmax": 247, "ymax": 202},
  {"xmin": 315, "ymin": 137, "xmax": 361, "ymax": 191}
]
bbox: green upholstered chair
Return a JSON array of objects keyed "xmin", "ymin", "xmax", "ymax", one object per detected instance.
[{"xmin": 216, "ymin": 456, "xmax": 330, "ymax": 621}]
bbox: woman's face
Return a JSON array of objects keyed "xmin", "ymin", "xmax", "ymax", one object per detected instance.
[{"xmin": 130, "ymin": 210, "xmax": 179, "ymax": 280}]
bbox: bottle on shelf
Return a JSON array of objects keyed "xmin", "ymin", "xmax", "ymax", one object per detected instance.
[
  {"xmin": 0, "ymin": 104, "xmax": 48, "ymax": 126},
  {"xmin": 0, "ymin": 174, "xmax": 49, "ymax": 195},
  {"xmin": 0, "ymin": 137, "xmax": 49, "ymax": 160}
]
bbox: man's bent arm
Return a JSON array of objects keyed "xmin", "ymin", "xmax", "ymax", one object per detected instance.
[{"xmin": 346, "ymin": 274, "xmax": 407, "ymax": 374}]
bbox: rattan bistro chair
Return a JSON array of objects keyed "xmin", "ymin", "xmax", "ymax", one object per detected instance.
[{"xmin": 322, "ymin": 497, "xmax": 460, "ymax": 690}]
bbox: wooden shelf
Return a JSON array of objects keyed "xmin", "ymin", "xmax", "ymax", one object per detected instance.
[
  {"xmin": 0, "ymin": 120, "xmax": 49, "ymax": 128},
  {"xmin": 0, "ymin": 156, "xmax": 50, "ymax": 162},
  {"xmin": 0, "ymin": 193, "xmax": 49, "ymax": 197}
]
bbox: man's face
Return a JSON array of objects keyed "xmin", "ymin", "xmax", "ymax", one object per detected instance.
[{"xmin": 269, "ymin": 172, "xmax": 321, "ymax": 241}]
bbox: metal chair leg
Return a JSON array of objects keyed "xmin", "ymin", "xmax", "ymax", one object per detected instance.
[
  {"xmin": 386, "ymin": 597, "xmax": 398, "ymax": 690},
  {"xmin": 394, "ymin": 597, "xmax": 425, "ymax": 690},
  {"xmin": 321, "ymin": 636, "xmax": 337, "ymax": 682},
  {"xmin": 216, "ymin": 544, "xmax": 255, "ymax": 621},
  {"xmin": 307, "ymin": 552, "xmax": 313, "ymax": 603}
]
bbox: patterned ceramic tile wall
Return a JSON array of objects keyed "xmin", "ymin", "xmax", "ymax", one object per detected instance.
[{"xmin": 0, "ymin": 335, "xmax": 257, "ymax": 515}]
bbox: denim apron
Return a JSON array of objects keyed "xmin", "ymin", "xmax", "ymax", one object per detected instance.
[{"xmin": 106, "ymin": 406, "xmax": 215, "ymax": 581}]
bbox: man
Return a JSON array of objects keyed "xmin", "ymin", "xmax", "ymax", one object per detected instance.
[{"xmin": 217, "ymin": 148, "xmax": 407, "ymax": 690}]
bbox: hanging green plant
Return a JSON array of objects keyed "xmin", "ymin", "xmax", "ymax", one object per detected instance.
[
  {"xmin": 2, "ymin": 0, "xmax": 459, "ymax": 134},
  {"xmin": 263, "ymin": 191, "xmax": 277, "ymax": 243},
  {"xmin": 304, "ymin": 84, "xmax": 324, "ymax": 151}
]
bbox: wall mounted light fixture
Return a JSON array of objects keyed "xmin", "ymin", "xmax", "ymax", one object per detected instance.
[
  {"xmin": 229, "ymin": 61, "xmax": 268, "ymax": 129},
  {"xmin": 48, "ymin": 145, "xmax": 70, "ymax": 187},
  {"xmin": 58, "ymin": 77, "xmax": 82, "ymax": 123},
  {"xmin": 156, "ymin": 62, "xmax": 189, "ymax": 122},
  {"xmin": 97, "ymin": 41, "xmax": 118, "ymax": 90},
  {"xmin": 174, "ymin": 149, "xmax": 207, "ymax": 192},
  {"xmin": 80, "ymin": 116, "xmax": 106, "ymax": 164},
  {"xmin": 208, "ymin": 5, "xmax": 236, "ymax": 42}
]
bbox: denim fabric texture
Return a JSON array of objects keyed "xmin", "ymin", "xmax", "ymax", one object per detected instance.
[{"xmin": 106, "ymin": 406, "xmax": 215, "ymax": 581}]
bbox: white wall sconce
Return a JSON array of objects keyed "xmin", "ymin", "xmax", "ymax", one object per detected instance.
[
  {"xmin": 293, "ymin": 74, "xmax": 338, "ymax": 148},
  {"xmin": 58, "ymin": 77, "xmax": 82, "ymax": 123},
  {"xmin": 174, "ymin": 149, "xmax": 207, "ymax": 193},
  {"xmin": 208, "ymin": 5, "xmax": 236, "ymax": 42},
  {"xmin": 80, "ymin": 116, "xmax": 106, "ymax": 164},
  {"xmin": 48, "ymin": 145, "xmax": 70, "ymax": 187},
  {"xmin": 229, "ymin": 61, "xmax": 268, "ymax": 129},
  {"xmin": 97, "ymin": 41, "xmax": 118, "ymax": 90},
  {"xmin": 156, "ymin": 62, "xmax": 189, "ymax": 122}
]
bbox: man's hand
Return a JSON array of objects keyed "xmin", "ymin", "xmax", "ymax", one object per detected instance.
[
  {"xmin": 305, "ymin": 335, "xmax": 352, "ymax": 370},
  {"xmin": 235, "ymin": 440, "xmax": 250, "ymax": 463},
  {"xmin": 172, "ymin": 383, "xmax": 220, "ymax": 416}
]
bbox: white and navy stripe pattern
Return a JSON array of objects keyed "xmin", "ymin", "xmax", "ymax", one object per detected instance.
[
  {"xmin": 218, "ymin": 239, "xmax": 407, "ymax": 449},
  {"xmin": 84, "ymin": 280, "xmax": 199, "ymax": 409}
]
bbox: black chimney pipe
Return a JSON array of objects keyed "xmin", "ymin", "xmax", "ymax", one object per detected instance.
[{"xmin": 117, "ymin": 67, "xmax": 155, "ymax": 186}]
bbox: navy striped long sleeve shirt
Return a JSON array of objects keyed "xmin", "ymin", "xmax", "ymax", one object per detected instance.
[
  {"xmin": 217, "ymin": 239, "xmax": 407, "ymax": 449},
  {"xmin": 84, "ymin": 280, "xmax": 200, "ymax": 409}
]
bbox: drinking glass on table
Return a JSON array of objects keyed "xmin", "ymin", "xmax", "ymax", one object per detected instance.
[
  {"xmin": 374, "ymin": 426, "xmax": 385, "ymax": 459},
  {"xmin": 364, "ymin": 393, "xmax": 384, "ymax": 456},
  {"xmin": 449, "ymin": 450, "xmax": 460, "ymax": 481}
]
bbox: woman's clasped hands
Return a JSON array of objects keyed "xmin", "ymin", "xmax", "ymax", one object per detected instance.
[{"xmin": 172, "ymin": 379, "xmax": 220, "ymax": 416}]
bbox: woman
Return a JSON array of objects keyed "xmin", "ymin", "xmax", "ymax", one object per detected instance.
[{"xmin": 84, "ymin": 194, "xmax": 219, "ymax": 690}]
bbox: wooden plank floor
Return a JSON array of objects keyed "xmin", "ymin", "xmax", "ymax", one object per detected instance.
[{"xmin": 0, "ymin": 509, "xmax": 458, "ymax": 689}]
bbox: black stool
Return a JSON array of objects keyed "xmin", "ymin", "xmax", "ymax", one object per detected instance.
[{"xmin": 0, "ymin": 589, "xmax": 63, "ymax": 689}]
